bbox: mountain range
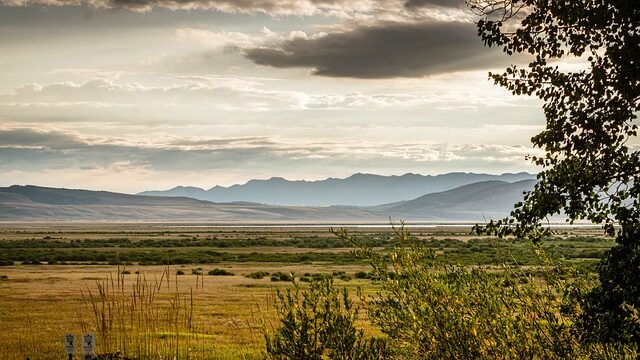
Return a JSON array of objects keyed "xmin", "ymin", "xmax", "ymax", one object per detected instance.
[
  {"xmin": 139, "ymin": 172, "xmax": 536, "ymax": 206},
  {"xmin": 0, "ymin": 175, "xmax": 538, "ymax": 222}
]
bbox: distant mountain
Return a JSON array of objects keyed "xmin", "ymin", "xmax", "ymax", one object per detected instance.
[
  {"xmin": 0, "ymin": 181, "xmax": 538, "ymax": 222},
  {"xmin": 139, "ymin": 172, "xmax": 536, "ymax": 206},
  {"xmin": 371, "ymin": 180, "xmax": 537, "ymax": 221},
  {"xmin": 0, "ymin": 185, "xmax": 378, "ymax": 222}
]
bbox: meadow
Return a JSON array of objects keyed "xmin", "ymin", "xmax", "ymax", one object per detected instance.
[{"xmin": 0, "ymin": 224, "xmax": 612, "ymax": 359}]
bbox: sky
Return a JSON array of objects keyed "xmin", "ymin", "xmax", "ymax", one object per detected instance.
[{"xmin": 0, "ymin": 0, "xmax": 549, "ymax": 193}]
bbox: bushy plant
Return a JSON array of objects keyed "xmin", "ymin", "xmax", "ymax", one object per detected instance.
[
  {"xmin": 335, "ymin": 224, "xmax": 638, "ymax": 359},
  {"xmin": 266, "ymin": 224, "xmax": 638, "ymax": 359},
  {"xmin": 207, "ymin": 268, "xmax": 234, "ymax": 276},
  {"xmin": 270, "ymin": 272, "xmax": 294, "ymax": 282},
  {"xmin": 354, "ymin": 271, "xmax": 368, "ymax": 279},
  {"xmin": 245, "ymin": 271, "xmax": 269, "ymax": 279},
  {"xmin": 264, "ymin": 278, "xmax": 390, "ymax": 360}
]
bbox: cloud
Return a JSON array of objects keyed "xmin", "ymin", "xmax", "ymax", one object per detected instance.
[
  {"xmin": 0, "ymin": 128, "xmax": 536, "ymax": 174},
  {"xmin": 0, "ymin": 75, "xmax": 530, "ymax": 119},
  {"xmin": 0, "ymin": 0, "xmax": 394, "ymax": 16},
  {"xmin": 404, "ymin": 0, "xmax": 466, "ymax": 9},
  {"xmin": 0, "ymin": 128, "xmax": 85, "ymax": 148},
  {"xmin": 244, "ymin": 21, "xmax": 514, "ymax": 78}
]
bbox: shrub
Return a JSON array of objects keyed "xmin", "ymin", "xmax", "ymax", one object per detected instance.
[
  {"xmin": 0, "ymin": 275, "xmax": 7, "ymax": 280},
  {"xmin": 311, "ymin": 273, "xmax": 331, "ymax": 281},
  {"xmin": 300, "ymin": 225, "xmax": 640, "ymax": 359},
  {"xmin": 354, "ymin": 271, "xmax": 368, "ymax": 279},
  {"xmin": 269, "ymin": 272, "xmax": 294, "ymax": 282},
  {"xmin": 276, "ymin": 272, "xmax": 293, "ymax": 282},
  {"xmin": 245, "ymin": 271, "xmax": 268, "ymax": 279},
  {"xmin": 176, "ymin": 270, "xmax": 185, "ymax": 275},
  {"xmin": 191, "ymin": 269, "xmax": 202, "ymax": 275},
  {"xmin": 264, "ymin": 278, "xmax": 390, "ymax": 359},
  {"xmin": 207, "ymin": 268, "xmax": 234, "ymax": 276}
]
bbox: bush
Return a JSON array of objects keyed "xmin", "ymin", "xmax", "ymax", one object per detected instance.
[
  {"xmin": 176, "ymin": 270, "xmax": 185, "ymax": 275},
  {"xmin": 0, "ymin": 275, "xmax": 7, "ymax": 280},
  {"xmin": 354, "ymin": 271, "xmax": 368, "ymax": 279},
  {"xmin": 191, "ymin": 269, "xmax": 202, "ymax": 275},
  {"xmin": 264, "ymin": 279, "xmax": 390, "ymax": 359},
  {"xmin": 267, "ymin": 225, "xmax": 640, "ymax": 359},
  {"xmin": 121, "ymin": 270, "xmax": 131, "ymax": 275},
  {"xmin": 268, "ymin": 272, "xmax": 294, "ymax": 282},
  {"xmin": 207, "ymin": 268, "xmax": 234, "ymax": 276},
  {"xmin": 277, "ymin": 272, "xmax": 293, "ymax": 282},
  {"xmin": 245, "ymin": 271, "xmax": 269, "ymax": 279},
  {"xmin": 311, "ymin": 273, "xmax": 331, "ymax": 281}
]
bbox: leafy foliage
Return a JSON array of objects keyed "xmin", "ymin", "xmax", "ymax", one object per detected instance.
[
  {"xmin": 266, "ymin": 225, "xmax": 638, "ymax": 358},
  {"xmin": 469, "ymin": 0, "xmax": 640, "ymax": 345},
  {"xmin": 338, "ymin": 225, "xmax": 592, "ymax": 359},
  {"xmin": 264, "ymin": 278, "xmax": 390, "ymax": 360}
]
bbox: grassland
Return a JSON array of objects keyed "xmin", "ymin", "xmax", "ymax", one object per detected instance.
[{"xmin": 0, "ymin": 224, "xmax": 612, "ymax": 359}]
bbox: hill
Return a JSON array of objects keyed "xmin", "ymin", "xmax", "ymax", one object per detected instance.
[
  {"xmin": 0, "ymin": 181, "xmax": 537, "ymax": 222},
  {"xmin": 372, "ymin": 180, "xmax": 537, "ymax": 221},
  {"xmin": 0, "ymin": 185, "xmax": 377, "ymax": 222}
]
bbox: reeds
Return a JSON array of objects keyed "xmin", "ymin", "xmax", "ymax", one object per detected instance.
[{"xmin": 81, "ymin": 266, "xmax": 204, "ymax": 359}]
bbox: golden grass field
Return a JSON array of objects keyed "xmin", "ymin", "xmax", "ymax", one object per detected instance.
[
  {"xmin": 0, "ymin": 263, "xmax": 373, "ymax": 360},
  {"xmin": 0, "ymin": 224, "xmax": 392, "ymax": 360},
  {"xmin": 0, "ymin": 224, "xmax": 604, "ymax": 359}
]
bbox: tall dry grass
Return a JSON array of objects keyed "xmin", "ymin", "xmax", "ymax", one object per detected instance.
[{"xmin": 80, "ymin": 266, "xmax": 209, "ymax": 359}]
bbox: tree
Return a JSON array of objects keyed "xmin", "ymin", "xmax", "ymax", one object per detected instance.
[{"xmin": 469, "ymin": 0, "xmax": 640, "ymax": 345}]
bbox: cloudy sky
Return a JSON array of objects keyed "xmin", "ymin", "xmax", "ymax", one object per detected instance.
[{"xmin": 0, "ymin": 0, "xmax": 547, "ymax": 193}]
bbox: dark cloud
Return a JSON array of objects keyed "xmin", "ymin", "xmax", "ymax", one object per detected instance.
[
  {"xmin": 244, "ymin": 21, "xmax": 512, "ymax": 78},
  {"xmin": 0, "ymin": 0, "xmax": 388, "ymax": 14},
  {"xmin": 404, "ymin": 0, "xmax": 466, "ymax": 9},
  {"xmin": 0, "ymin": 129, "xmax": 84, "ymax": 149}
]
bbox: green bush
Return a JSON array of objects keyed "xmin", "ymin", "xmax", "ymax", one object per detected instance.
[
  {"xmin": 264, "ymin": 225, "xmax": 639, "ymax": 359},
  {"xmin": 245, "ymin": 271, "xmax": 269, "ymax": 279},
  {"xmin": 344, "ymin": 225, "xmax": 638, "ymax": 358},
  {"xmin": 176, "ymin": 270, "xmax": 185, "ymax": 275},
  {"xmin": 264, "ymin": 278, "xmax": 390, "ymax": 359},
  {"xmin": 207, "ymin": 268, "xmax": 234, "ymax": 276},
  {"xmin": 354, "ymin": 271, "xmax": 368, "ymax": 279},
  {"xmin": 268, "ymin": 272, "xmax": 294, "ymax": 282}
]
